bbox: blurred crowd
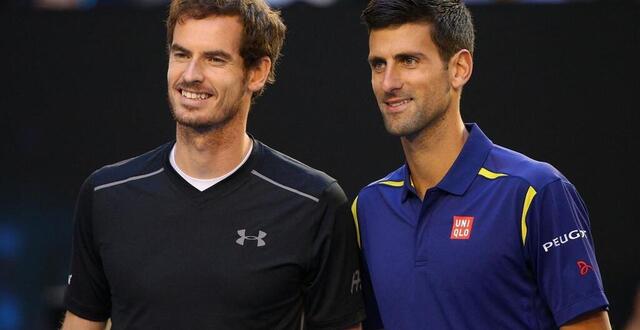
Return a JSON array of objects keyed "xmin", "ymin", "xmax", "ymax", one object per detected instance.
[{"xmin": 3, "ymin": 0, "xmax": 631, "ymax": 10}]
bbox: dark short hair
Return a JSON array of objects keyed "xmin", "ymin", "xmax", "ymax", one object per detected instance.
[
  {"xmin": 167, "ymin": 0, "xmax": 286, "ymax": 95},
  {"xmin": 362, "ymin": 0, "xmax": 474, "ymax": 62}
]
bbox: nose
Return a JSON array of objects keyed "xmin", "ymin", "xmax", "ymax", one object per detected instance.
[
  {"xmin": 381, "ymin": 65, "xmax": 402, "ymax": 93},
  {"xmin": 183, "ymin": 58, "xmax": 204, "ymax": 83}
]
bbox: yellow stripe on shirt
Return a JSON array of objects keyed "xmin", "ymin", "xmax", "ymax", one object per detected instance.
[
  {"xmin": 351, "ymin": 196, "xmax": 361, "ymax": 248},
  {"xmin": 478, "ymin": 168, "xmax": 508, "ymax": 180},
  {"xmin": 521, "ymin": 186, "xmax": 537, "ymax": 245},
  {"xmin": 378, "ymin": 180, "xmax": 404, "ymax": 187}
]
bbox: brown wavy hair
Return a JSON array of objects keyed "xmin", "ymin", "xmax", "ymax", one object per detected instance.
[{"xmin": 167, "ymin": 0, "xmax": 286, "ymax": 95}]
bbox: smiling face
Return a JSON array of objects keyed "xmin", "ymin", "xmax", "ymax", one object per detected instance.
[
  {"xmin": 368, "ymin": 22, "xmax": 454, "ymax": 138},
  {"xmin": 167, "ymin": 15, "xmax": 252, "ymax": 131}
]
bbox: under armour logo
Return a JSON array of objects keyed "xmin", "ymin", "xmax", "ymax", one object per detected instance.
[
  {"xmin": 351, "ymin": 270, "xmax": 362, "ymax": 294},
  {"xmin": 236, "ymin": 229, "xmax": 267, "ymax": 247}
]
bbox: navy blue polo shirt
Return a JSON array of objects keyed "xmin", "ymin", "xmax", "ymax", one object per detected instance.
[{"xmin": 353, "ymin": 124, "xmax": 608, "ymax": 329}]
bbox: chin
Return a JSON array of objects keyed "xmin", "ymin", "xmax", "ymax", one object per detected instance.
[
  {"xmin": 178, "ymin": 112, "xmax": 238, "ymax": 132},
  {"xmin": 383, "ymin": 124, "xmax": 407, "ymax": 137},
  {"xmin": 383, "ymin": 120, "xmax": 421, "ymax": 137},
  {"xmin": 171, "ymin": 108, "xmax": 209, "ymax": 127}
]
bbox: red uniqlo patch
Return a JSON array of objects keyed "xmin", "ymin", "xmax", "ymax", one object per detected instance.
[{"xmin": 450, "ymin": 216, "xmax": 474, "ymax": 240}]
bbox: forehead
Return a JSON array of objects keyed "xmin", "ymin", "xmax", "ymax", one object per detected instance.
[
  {"xmin": 172, "ymin": 15, "xmax": 243, "ymax": 52},
  {"xmin": 368, "ymin": 22, "xmax": 437, "ymax": 57}
]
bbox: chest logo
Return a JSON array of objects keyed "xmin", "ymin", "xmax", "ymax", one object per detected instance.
[
  {"xmin": 450, "ymin": 216, "xmax": 474, "ymax": 240},
  {"xmin": 236, "ymin": 229, "xmax": 267, "ymax": 247}
]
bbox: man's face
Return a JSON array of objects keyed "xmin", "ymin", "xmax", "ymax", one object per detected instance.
[
  {"xmin": 368, "ymin": 22, "xmax": 452, "ymax": 138},
  {"xmin": 167, "ymin": 15, "xmax": 250, "ymax": 131}
]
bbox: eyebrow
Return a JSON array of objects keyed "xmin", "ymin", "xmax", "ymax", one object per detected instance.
[
  {"xmin": 170, "ymin": 43, "xmax": 233, "ymax": 61},
  {"xmin": 368, "ymin": 52, "xmax": 427, "ymax": 63},
  {"xmin": 170, "ymin": 44, "xmax": 191, "ymax": 55},
  {"xmin": 368, "ymin": 55, "xmax": 384, "ymax": 64},
  {"xmin": 203, "ymin": 50, "xmax": 232, "ymax": 61},
  {"xmin": 394, "ymin": 52, "xmax": 426, "ymax": 61}
]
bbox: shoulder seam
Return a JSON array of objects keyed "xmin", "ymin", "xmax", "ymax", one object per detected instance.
[
  {"xmin": 478, "ymin": 166, "xmax": 563, "ymax": 191},
  {"xmin": 94, "ymin": 168, "xmax": 165, "ymax": 191},
  {"xmin": 528, "ymin": 177, "xmax": 566, "ymax": 198},
  {"xmin": 251, "ymin": 170, "xmax": 320, "ymax": 203},
  {"xmin": 263, "ymin": 143, "xmax": 327, "ymax": 177},
  {"xmin": 101, "ymin": 143, "xmax": 170, "ymax": 169},
  {"xmin": 102, "ymin": 155, "xmax": 138, "ymax": 169},
  {"xmin": 478, "ymin": 167, "xmax": 508, "ymax": 180},
  {"xmin": 365, "ymin": 176, "xmax": 403, "ymax": 189}
]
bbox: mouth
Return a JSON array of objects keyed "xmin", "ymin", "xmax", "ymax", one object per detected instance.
[
  {"xmin": 179, "ymin": 88, "xmax": 213, "ymax": 101},
  {"xmin": 384, "ymin": 98, "xmax": 413, "ymax": 111}
]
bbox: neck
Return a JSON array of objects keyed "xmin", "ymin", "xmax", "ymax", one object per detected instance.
[
  {"xmin": 174, "ymin": 110, "xmax": 251, "ymax": 179},
  {"xmin": 401, "ymin": 111, "xmax": 467, "ymax": 200}
]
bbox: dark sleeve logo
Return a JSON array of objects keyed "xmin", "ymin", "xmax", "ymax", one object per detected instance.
[
  {"xmin": 351, "ymin": 270, "xmax": 362, "ymax": 294},
  {"xmin": 577, "ymin": 260, "xmax": 593, "ymax": 276}
]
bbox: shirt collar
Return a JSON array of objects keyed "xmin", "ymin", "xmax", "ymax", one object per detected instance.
[
  {"xmin": 401, "ymin": 164, "xmax": 414, "ymax": 201},
  {"xmin": 401, "ymin": 123, "xmax": 494, "ymax": 200}
]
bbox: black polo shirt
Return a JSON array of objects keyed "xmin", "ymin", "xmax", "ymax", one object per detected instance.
[{"xmin": 64, "ymin": 139, "xmax": 365, "ymax": 329}]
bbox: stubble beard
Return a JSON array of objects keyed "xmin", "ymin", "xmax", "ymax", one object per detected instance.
[
  {"xmin": 167, "ymin": 83, "xmax": 247, "ymax": 134},
  {"xmin": 168, "ymin": 97, "xmax": 241, "ymax": 134},
  {"xmin": 382, "ymin": 83, "xmax": 452, "ymax": 140}
]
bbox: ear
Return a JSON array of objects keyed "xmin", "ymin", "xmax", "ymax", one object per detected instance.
[
  {"xmin": 448, "ymin": 49, "xmax": 473, "ymax": 90},
  {"xmin": 247, "ymin": 56, "xmax": 272, "ymax": 93}
]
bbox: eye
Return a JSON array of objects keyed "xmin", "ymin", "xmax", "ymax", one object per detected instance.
[
  {"xmin": 402, "ymin": 56, "xmax": 418, "ymax": 67},
  {"xmin": 172, "ymin": 52, "xmax": 188, "ymax": 60},
  {"xmin": 207, "ymin": 56, "xmax": 226, "ymax": 65},
  {"xmin": 370, "ymin": 60, "xmax": 386, "ymax": 73}
]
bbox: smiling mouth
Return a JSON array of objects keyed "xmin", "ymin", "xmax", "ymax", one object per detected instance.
[
  {"xmin": 385, "ymin": 98, "xmax": 413, "ymax": 108},
  {"xmin": 180, "ymin": 89, "xmax": 212, "ymax": 100}
]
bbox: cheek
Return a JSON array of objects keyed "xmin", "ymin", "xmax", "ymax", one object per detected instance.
[
  {"xmin": 167, "ymin": 61, "xmax": 188, "ymax": 83},
  {"xmin": 222, "ymin": 72, "xmax": 248, "ymax": 93},
  {"xmin": 167, "ymin": 66, "xmax": 179, "ymax": 85},
  {"xmin": 371, "ymin": 77, "xmax": 383, "ymax": 96}
]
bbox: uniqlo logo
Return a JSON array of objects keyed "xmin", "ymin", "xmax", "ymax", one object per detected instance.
[{"xmin": 450, "ymin": 216, "xmax": 474, "ymax": 240}]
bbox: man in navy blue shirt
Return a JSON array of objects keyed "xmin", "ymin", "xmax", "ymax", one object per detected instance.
[{"xmin": 353, "ymin": 0, "xmax": 611, "ymax": 329}]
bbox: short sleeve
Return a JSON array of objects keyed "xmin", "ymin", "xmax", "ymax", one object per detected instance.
[
  {"xmin": 303, "ymin": 182, "xmax": 366, "ymax": 329},
  {"xmin": 64, "ymin": 178, "xmax": 111, "ymax": 321},
  {"xmin": 360, "ymin": 254, "xmax": 384, "ymax": 330},
  {"xmin": 525, "ymin": 179, "xmax": 609, "ymax": 326}
]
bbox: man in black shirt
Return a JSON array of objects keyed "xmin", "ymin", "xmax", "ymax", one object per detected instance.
[{"xmin": 61, "ymin": 1, "xmax": 365, "ymax": 329}]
